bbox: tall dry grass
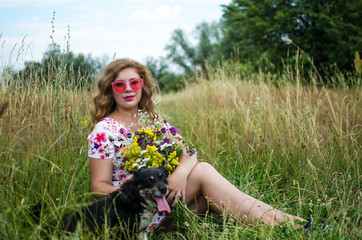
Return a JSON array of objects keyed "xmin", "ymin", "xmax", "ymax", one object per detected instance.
[
  {"xmin": 0, "ymin": 46, "xmax": 361, "ymax": 239},
  {"xmin": 0, "ymin": 51, "xmax": 95, "ymax": 238},
  {"xmin": 158, "ymin": 66, "xmax": 361, "ymax": 239}
]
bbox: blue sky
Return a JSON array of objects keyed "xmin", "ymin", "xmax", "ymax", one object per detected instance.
[{"xmin": 0, "ymin": 0, "xmax": 230, "ymax": 69}]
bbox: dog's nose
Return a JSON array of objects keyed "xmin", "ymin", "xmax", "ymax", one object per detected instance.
[{"xmin": 159, "ymin": 185, "xmax": 168, "ymax": 194}]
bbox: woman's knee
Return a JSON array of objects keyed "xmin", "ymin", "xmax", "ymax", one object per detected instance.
[
  {"xmin": 190, "ymin": 162, "xmax": 216, "ymax": 179},
  {"xmin": 186, "ymin": 162, "xmax": 215, "ymax": 199}
]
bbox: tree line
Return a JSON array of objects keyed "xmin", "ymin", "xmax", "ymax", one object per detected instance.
[{"xmin": 14, "ymin": 0, "xmax": 362, "ymax": 91}]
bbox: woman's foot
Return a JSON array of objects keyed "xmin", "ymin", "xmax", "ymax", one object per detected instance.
[{"xmin": 281, "ymin": 219, "xmax": 325, "ymax": 233}]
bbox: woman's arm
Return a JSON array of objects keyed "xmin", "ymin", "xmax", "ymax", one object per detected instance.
[
  {"xmin": 89, "ymin": 157, "xmax": 120, "ymax": 198},
  {"xmin": 166, "ymin": 133, "xmax": 198, "ymax": 206}
]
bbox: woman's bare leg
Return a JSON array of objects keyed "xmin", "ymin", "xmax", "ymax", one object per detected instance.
[
  {"xmin": 188, "ymin": 195, "xmax": 208, "ymax": 214},
  {"xmin": 184, "ymin": 162, "xmax": 305, "ymax": 226}
]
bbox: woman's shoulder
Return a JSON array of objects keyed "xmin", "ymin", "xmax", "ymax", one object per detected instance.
[{"xmin": 90, "ymin": 118, "xmax": 127, "ymax": 135}]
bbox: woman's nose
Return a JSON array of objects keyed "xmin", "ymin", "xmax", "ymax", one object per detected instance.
[{"xmin": 124, "ymin": 83, "xmax": 132, "ymax": 92}]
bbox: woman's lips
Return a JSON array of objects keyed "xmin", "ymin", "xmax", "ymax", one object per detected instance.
[{"xmin": 124, "ymin": 95, "xmax": 135, "ymax": 101}]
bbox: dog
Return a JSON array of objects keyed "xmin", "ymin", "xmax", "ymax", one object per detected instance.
[{"xmin": 33, "ymin": 167, "xmax": 170, "ymax": 240}]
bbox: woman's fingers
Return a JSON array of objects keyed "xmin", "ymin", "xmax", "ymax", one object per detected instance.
[
  {"xmin": 119, "ymin": 174, "xmax": 133, "ymax": 188},
  {"xmin": 124, "ymin": 174, "xmax": 133, "ymax": 182},
  {"xmin": 165, "ymin": 131, "xmax": 183, "ymax": 145},
  {"xmin": 167, "ymin": 189, "xmax": 183, "ymax": 207},
  {"xmin": 172, "ymin": 192, "xmax": 182, "ymax": 207}
]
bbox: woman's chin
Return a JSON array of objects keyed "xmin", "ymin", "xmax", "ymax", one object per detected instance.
[{"xmin": 118, "ymin": 102, "xmax": 139, "ymax": 111}]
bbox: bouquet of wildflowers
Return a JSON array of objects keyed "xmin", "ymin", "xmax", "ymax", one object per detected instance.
[{"xmin": 120, "ymin": 111, "xmax": 196, "ymax": 174}]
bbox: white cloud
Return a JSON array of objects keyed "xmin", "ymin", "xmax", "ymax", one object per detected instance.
[
  {"xmin": 128, "ymin": 10, "xmax": 152, "ymax": 20},
  {"xmin": 155, "ymin": 5, "xmax": 181, "ymax": 18},
  {"xmin": 128, "ymin": 5, "xmax": 181, "ymax": 21},
  {"xmin": 30, "ymin": 16, "xmax": 41, "ymax": 22}
]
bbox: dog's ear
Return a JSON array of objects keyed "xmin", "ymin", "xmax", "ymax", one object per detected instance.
[
  {"xmin": 158, "ymin": 166, "xmax": 169, "ymax": 177},
  {"xmin": 129, "ymin": 170, "xmax": 139, "ymax": 178}
]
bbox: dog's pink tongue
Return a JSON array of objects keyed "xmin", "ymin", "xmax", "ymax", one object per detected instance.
[{"xmin": 155, "ymin": 196, "xmax": 171, "ymax": 213}]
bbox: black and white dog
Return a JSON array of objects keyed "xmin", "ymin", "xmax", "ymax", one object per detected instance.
[{"xmin": 35, "ymin": 167, "xmax": 170, "ymax": 240}]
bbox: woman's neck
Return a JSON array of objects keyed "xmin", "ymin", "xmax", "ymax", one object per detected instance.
[{"xmin": 108, "ymin": 107, "xmax": 139, "ymax": 129}]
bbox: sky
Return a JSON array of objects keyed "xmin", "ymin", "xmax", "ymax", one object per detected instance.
[{"xmin": 0, "ymin": 0, "xmax": 230, "ymax": 69}]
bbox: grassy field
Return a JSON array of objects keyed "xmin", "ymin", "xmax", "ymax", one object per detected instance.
[{"xmin": 0, "ymin": 60, "xmax": 361, "ymax": 239}]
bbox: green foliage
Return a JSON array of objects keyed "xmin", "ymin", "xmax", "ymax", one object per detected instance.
[
  {"xmin": 165, "ymin": 21, "xmax": 222, "ymax": 76},
  {"xmin": 16, "ymin": 43, "xmax": 106, "ymax": 88},
  {"xmin": 165, "ymin": 29, "xmax": 195, "ymax": 74},
  {"xmin": 158, "ymin": 73, "xmax": 185, "ymax": 93},
  {"xmin": 144, "ymin": 56, "xmax": 185, "ymax": 92},
  {"xmin": 221, "ymin": 0, "xmax": 362, "ymax": 75},
  {"xmin": 145, "ymin": 56, "xmax": 169, "ymax": 83},
  {"xmin": 221, "ymin": 0, "xmax": 294, "ymax": 64}
]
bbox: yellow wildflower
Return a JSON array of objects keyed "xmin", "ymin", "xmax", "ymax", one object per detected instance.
[{"xmin": 140, "ymin": 128, "xmax": 154, "ymax": 137}]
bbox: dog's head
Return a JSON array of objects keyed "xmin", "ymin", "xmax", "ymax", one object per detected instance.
[{"xmin": 129, "ymin": 167, "xmax": 170, "ymax": 213}]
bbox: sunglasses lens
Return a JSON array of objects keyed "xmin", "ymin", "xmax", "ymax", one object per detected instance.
[
  {"xmin": 112, "ymin": 79, "xmax": 143, "ymax": 93},
  {"xmin": 112, "ymin": 81, "xmax": 126, "ymax": 93},
  {"xmin": 130, "ymin": 79, "xmax": 143, "ymax": 91}
]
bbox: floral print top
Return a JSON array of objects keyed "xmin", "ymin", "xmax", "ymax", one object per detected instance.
[
  {"xmin": 87, "ymin": 117, "xmax": 167, "ymax": 231},
  {"xmin": 88, "ymin": 117, "xmax": 133, "ymax": 186}
]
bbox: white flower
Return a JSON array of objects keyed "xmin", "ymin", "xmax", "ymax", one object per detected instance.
[
  {"xmin": 135, "ymin": 163, "xmax": 147, "ymax": 169},
  {"xmin": 282, "ymin": 37, "xmax": 293, "ymax": 43},
  {"xmin": 160, "ymin": 143, "xmax": 173, "ymax": 150}
]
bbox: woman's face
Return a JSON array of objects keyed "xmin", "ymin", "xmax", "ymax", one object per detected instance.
[{"xmin": 111, "ymin": 68, "xmax": 142, "ymax": 112}]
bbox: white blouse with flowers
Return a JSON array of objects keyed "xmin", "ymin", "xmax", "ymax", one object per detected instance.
[{"xmin": 87, "ymin": 117, "xmax": 167, "ymax": 231}]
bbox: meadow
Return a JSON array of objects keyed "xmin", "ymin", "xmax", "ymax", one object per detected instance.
[{"xmin": 0, "ymin": 56, "xmax": 361, "ymax": 239}]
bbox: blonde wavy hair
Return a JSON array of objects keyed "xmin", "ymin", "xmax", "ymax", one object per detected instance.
[{"xmin": 90, "ymin": 58, "xmax": 158, "ymax": 125}]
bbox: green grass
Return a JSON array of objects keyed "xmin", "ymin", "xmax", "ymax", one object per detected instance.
[{"xmin": 0, "ymin": 56, "xmax": 361, "ymax": 239}]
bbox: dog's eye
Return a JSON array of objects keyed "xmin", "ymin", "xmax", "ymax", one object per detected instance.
[
  {"xmin": 158, "ymin": 172, "xmax": 167, "ymax": 180},
  {"xmin": 148, "ymin": 176, "xmax": 155, "ymax": 182}
]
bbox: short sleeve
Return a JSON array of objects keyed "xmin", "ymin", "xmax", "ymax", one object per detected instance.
[{"xmin": 87, "ymin": 121, "xmax": 115, "ymax": 159}]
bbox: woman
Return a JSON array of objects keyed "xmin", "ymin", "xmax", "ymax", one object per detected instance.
[{"xmin": 87, "ymin": 58, "xmax": 306, "ymax": 231}]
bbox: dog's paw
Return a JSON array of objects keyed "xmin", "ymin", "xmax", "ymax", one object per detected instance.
[{"xmin": 138, "ymin": 229, "xmax": 148, "ymax": 240}]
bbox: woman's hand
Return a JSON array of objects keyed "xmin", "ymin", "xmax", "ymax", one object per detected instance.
[
  {"xmin": 166, "ymin": 168, "xmax": 188, "ymax": 207},
  {"xmin": 165, "ymin": 131, "xmax": 183, "ymax": 146},
  {"xmin": 164, "ymin": 130, "xmax": 198, "ymax": 207},
  {"xmin": 120, "ymin": 174, "xmax": 133, "ymax": 187}
]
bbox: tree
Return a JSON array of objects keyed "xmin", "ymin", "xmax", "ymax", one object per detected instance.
[
  {"xmin": 1, "ymin": 66, "xmax": 15, "ymax": 86},
  {"xmin": 165, "ymin": 29, "xmax": 196, "ymax": 74},
  {"xmin": 294, "ymin": 0, "xmax": 362, "ymax": 71},
  {"xmin": 194, "ymin": 22, "xmax": 222, "ymax": 67},
  {"xmin": 144, "ymin": 56, "xmax": 185, "ymax": 92},
  {"xmin": 165, "ymin": 21, "xmax": 222, "ymax": 75},
  {"xmin": 144, "ymin": 56, "xmax": 169, "ymax": 86},
  {"xmin": 17, "ymin": 43, "xmax": 105, "ymax": 87},
  {"xmin": 221, "ymin": 0, "xmax": 362, "ymax": 72}
]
